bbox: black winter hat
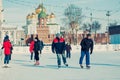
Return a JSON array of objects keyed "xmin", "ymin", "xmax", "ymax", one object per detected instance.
[
  {"xmin": 5, "ymin": 35, "xmax": 9, "ymax": 39},
  {"xmin": 35, "ymin": 37, "xmax": 39, "ymax": 40},
  {"xmin": 87, "ymin": 34, "xmax": 91, "ymax": 37}
]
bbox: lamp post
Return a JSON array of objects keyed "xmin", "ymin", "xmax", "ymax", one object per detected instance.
[
  {"xmin": 106, "ymin": 11, "xmax": 110, "ymax": 44},
  {"xmin": 90, "ymin": 12, "xmax": 92, "ymax": 33},
  {"xmin": 105, "ymin": 11, "xmax": 110, "ymax": 50},
  {"xmin": 106, "ymin": 11, "xmax": 110, "ymax": 31}
]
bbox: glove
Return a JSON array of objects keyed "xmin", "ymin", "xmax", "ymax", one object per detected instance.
[
  {"xmin": 38, "ymin": 51, "xmax": 40, "ymax": 54},
  {"xmin": 90, "ymin": 51, "xmax": 92, "ymax": 55}
]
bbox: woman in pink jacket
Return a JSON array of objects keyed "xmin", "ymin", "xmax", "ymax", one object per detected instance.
[
  {"xmin": 29, "ymin": 40, "xmax": 34, "ymax": 60},
  {"xmin": 2, "ymin": 35, "xmax": 12, "ymax": 67}
]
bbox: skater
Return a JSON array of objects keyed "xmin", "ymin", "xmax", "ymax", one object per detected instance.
[
  {"xmin": 39, "ymin": 38, "xmax": 44, "ymax": 54},
  {"xmin": 52, "ymin": 33, "xmax": 68, "ymax": 68},
  {"xmin": 33, "ymin": 37, "xmax": 40, "ymax": 65},
  {"xmin": 9, "ymin": 42, "xmax": 13, "ymax": 60},
  {"xmin": 65, "ymin": 43, "xmax": 72, "ymax": 59},
  {"xmin": 79, "ymin": 34, "xmax": 94, "ymax": 69},
  {"xmin": 29, "ymin": 39, "xmax": 34, "ymax": 60},
  {"xmin": 1, "ymin": 35, "xmax": 12, "ymax": 67}
]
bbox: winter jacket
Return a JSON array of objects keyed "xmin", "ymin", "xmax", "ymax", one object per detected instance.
[
  {"xmin": 38, "ymin": 40, "xmax": 44, "ymax": 51},
  {"xmin": 52, "ymin": 37, "xmax": 66, "ymax": 54},
  {"xmin": 66, "ymin": 44, "xmax": 72, "ymax": 53},
  {"xmin": 34, "ymin": 41, "xmax": 40, "ymax": 52},
  {"xmin": 29, "ymin": 41, "xmax": 34, "ymax": 53},
  {"xmin": 3, "ymin": 40, "xmax": 12, "ymax": 55},
  {"xmin": 80, "ymin": 38, "xmax": 93, "ymax": 53},
  {"xmin": 10, "ymin": 42, "xmax": 13, "ymax": 54}
]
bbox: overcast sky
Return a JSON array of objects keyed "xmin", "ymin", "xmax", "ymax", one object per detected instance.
[{"xmin": 2, "ymin": 0, "xmax": 120, "ymax": 32}]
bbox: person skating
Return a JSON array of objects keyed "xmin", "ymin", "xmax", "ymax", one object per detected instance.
[
  {"xmin": 9, "ymin": 42, "xmax": 13, "ymax": 60},
  {"xmin": 33, "ymin": 37, "xmax": 40, "ymax": 65},
  {"xmin": 39, "ymin": 38, "xmax": 44, "ymax": 54},
  {"xmin": 52, "ymin": 33, "xmax": 68, "ymax": 68},
  {"xmin": 1, "ymin": 35, "xmax": 12, "ymax": 67},
  {"xmin": 65, "ymin": 43, "xmax": 72, "ymax": 59},
  {"xmin": 29, "ymin": 39, "xmax": 35, "ymax": 60},
  {"xmin": 79, "ymin": 34, "xmax": 94, "ymax": 69}
]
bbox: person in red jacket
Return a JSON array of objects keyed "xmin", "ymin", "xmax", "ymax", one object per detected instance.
[
  {"xmin": 52, "ymin": 33, "xmax": 68, "ymax": 68},
  {"xmin": 2, "ymin": 35, "xmax": 12, "ymax": 67},
  {"xmin": 29, "ymin": 40, "xmax": 35, "ymax": 60}
]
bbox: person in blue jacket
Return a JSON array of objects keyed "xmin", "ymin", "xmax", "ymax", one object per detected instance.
[
  {"xmin": 79, "ymin": 34, "xmax": 94, "ymax": 69},
  {"xmin": 52, "ymin": 33, "xmax": 68, "ymax": 68}
]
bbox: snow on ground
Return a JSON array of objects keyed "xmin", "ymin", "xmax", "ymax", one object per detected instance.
[{"xmin": 0, "ymin": 50, "xmax": 120, "ymax": 80}]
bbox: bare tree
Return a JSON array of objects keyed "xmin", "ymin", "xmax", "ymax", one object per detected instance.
[
  {"xmin": 64, "ymin": 4, "xmax": 83, "ymax": 45},
  {"xmin": 91, "ymin": 21, "xmax": 101, "ymax": 43},
  {"xmin": 82, "ymin": 23, "xmax": 91, "ymax": 32}
]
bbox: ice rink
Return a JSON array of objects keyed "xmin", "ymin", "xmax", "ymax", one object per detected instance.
[{"xmin": 0, "ymin": 49, "xmax": 120, "ymax": 80}]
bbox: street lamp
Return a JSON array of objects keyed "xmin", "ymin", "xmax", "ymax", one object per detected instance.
[
  {"xmin": 0, "ymin": 9, "xmax": 4, "ymax": 40},
  {"xmin": 106, "ymin": 11, "xmax": 110, "ymax": 32},
  {"xmin": 90, "ymin": 12, "xmax": 92, "ymax": 33},
  {"xmin": 106, "ymin": 11, "xmax": 110, "ymax": 49},
  {"xmin": 0, "ymin": 9, "xmax": 4, "ymax": 25}
]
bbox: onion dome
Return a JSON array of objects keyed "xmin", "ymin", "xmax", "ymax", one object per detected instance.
[
  {"xmin": 35, "ymin": 8, "xmax": 42, "ymax": 14},
  {"xmin": 31, "ymin": 13, "xmax": 36, "ymax": 18},
  {"xmin": 38, "ymin": 10, "xmax": 47, "ymax": 19},
  {"xmin": 35, "ymin": 4, "xmax": 46, "ymax": 14},
  {"xmin": 26, "ymin": 14, "xmax": 31, "ymax": 19},
  {"xmin": 29, "ymin": 14, "xmax": 33, "ymax": 19},
  {"xmin": 50, "ymin": 13, "xmax": 55, "ymax": 18}
]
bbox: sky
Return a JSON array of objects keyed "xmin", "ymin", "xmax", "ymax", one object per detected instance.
[{"xmin": 2, "ymin": 0, "xmax": 120, "ymax": 32}]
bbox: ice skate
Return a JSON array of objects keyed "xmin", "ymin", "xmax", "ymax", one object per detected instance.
[
  {"xmin": 58, "ymin": 65, "xmax": 61, "ymax": 68},
  {"xmin": 80, "ymin": 65, "xmax": 84, "ymax": 69},
  {"xmin": 65, "ymin": 63, "xmax": 68, "ymax": 67},
  {"xmin": 86, "ymin": 65, "xmax": 90, "ymax": 69}
]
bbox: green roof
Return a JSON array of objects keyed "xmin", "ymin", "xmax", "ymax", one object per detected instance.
[{"xmin": 38, "ymin": 11, "xmax": 47, "ymax": 19}]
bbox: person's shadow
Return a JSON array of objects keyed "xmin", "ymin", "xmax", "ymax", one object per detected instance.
[
  {"xmin": 21, "ymin": 64, "xmax": 81, "ymax": 70},
  {"xmin": 91, "ymin": 63, "xmax": 120, "ymax": 67}
]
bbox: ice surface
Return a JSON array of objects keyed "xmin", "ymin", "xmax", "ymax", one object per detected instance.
[{"xmin": 0, "ymin": 50, "xmax": 120, "ymax": 80}]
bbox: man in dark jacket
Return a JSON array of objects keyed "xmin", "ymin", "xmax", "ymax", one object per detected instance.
[
  {"xmin": 39, "ymin": 38, "xmax": 44, "ymax": 54},
  {"xmin": 34, "ymin": 37, "xmax": 40, "ymax": 65},
  {"xmin": 65, "ymin": 43, "xmax": 72, "ymax": 58},
  {"xmin": 79, "ymin": 34, "xmax": 94, "ymax": 69},
  {"xmin": 52, "ymin": 33, "xmax": 68, "ymax": 68}
]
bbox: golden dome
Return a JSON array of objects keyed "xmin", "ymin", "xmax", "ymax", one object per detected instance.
[
  {"xmin": 35, "ymin": 8, "xmax": 42, "ymax": 14},
  {"xmin": 31, "ymin": 13, "xmax": 36, "ymax": 18},
  {"xmin": 35, "ymin": 4, "xmax": 46, "ymax": 14},
  {"xmin": 50, "ymin": 13, "xmax": 55, "ymax": 18},
  {"xmin": 26, "ymin": 14, "xmax": 31, "ymax": 19},
  {"xmin": 30, "ymin": 14, "xmax": 33, "ymax": 19}
]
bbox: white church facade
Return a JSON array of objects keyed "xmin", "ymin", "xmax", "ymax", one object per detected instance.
[{"xmin": 0, "ymin": 0, "xmax": 25, "ymax": 45}]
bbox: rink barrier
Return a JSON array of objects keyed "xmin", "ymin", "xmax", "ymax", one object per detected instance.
[{"xmin": 11, "ymin": 44, "xmax": 120, "ymax": 54}]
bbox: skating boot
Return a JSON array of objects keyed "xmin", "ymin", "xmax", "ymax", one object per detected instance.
[
  {"xmin": 58, "ymin": 65, "xmax": 61, "ymax": 68},
  {"xmin": 86, "ymin": 65, "xmax": 90, "ymax": 69},
  {"xmin": 65, "ymin": 63, "xmax": 68, "ymax": 67},
  {"xmin": 36, "ymin": 61, "xmax": 40, "ymax": 65},
  {"xmin": 80, "ymin": 65, "xmax": 84, "ymax": 69}
]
